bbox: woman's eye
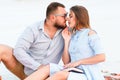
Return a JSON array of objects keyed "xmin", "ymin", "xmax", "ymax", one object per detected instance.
[{"xmin": 69, "ymin": 16, "xmax": 72, "ymax": 18}]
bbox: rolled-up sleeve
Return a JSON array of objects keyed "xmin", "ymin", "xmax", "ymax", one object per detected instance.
[{"xmin": 13, "ymin": 27, "xmax": 40, "ymax": 70}]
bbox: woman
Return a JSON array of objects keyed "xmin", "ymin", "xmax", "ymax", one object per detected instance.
[{"xmin": 24, "ymin": 5, "xmax": 105, "ymax": 80}]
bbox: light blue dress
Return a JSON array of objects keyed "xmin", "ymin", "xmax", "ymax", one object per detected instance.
[{"xmin": 50, "ymin": 28, "xmax": 105, "ymax": 80}]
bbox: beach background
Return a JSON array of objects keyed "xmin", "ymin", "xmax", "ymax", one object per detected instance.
[{"xmin": 0, "ymin": 0, "xmax": 120, "ymax": 80}]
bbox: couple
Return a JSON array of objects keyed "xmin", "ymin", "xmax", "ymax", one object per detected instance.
[{"xmin": 0, "ymin": 2, "xmax": 105, "ymax": 80}]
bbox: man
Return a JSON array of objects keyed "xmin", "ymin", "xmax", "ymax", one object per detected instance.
[{"xmin": 0, "ymin": 2, "xmax": 67, "ymax": 79}]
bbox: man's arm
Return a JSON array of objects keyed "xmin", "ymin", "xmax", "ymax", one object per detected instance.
[{"xmin": 13, "ymin": 26, "xmax": 40, "ymax": 70}]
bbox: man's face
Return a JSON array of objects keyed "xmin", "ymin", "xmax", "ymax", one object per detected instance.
[{"xmin": 54, "ymin": 7, "xmax": 67, "ymax": 29}]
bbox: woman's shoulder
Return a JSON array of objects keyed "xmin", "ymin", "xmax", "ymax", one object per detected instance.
[{"xmin": 88, "ymin": 29, "xmax": 97, "ymax": 36}]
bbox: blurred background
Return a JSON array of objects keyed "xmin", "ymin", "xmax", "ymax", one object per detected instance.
[{"xmin": 0, "ymin": 0, "xmax": 120, "ymax": 80}]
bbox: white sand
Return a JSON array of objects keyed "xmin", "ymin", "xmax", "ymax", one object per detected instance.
[{"xmin": 0, "ymin": 62, "xmax": 20, "ymax": 80}]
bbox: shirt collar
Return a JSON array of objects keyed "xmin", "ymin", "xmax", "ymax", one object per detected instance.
[{"xmin": 38, "ymin": 20, "xmax": 45, "ymax": 32}]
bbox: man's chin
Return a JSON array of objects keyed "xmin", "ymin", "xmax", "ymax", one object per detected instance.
[
  {"xmin": 62, "ymin": 26, "xmax": 67, "ymax": 29},
  {"xmin": 55, "ymin": 25, "xmax": 66, "ymax": 29},
  {"xmin": 54, "ymin": 23, "xmax": 66, "ymax": 29},
  {"xmin": 57, "ymin": 26, "xmax": 65, "ymax": 29}
]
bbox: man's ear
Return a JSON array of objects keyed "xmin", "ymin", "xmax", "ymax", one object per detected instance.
[{"xmin": 50, "ymin": 14, "xmax": 56, "ymax": 21}]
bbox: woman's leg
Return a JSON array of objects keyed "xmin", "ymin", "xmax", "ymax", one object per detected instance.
[
  {"xmin": 24, "ymin": 65, "xmax": 50, "ymax": 80},
  {"xmin": 46, "ymin": 71, "xmax": 69, "ymax": 80}
]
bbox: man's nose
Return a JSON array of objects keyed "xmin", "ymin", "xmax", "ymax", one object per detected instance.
[{"xmin": 65, "ymin": 17, "xmax": 69, "ymax": 21}]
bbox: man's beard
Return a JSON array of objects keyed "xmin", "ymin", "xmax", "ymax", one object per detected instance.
[{"xmin": 54, "ymin": 22, "xmax": 66, "ymax": 29}]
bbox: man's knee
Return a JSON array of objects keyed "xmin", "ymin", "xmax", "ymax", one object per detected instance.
[
  {"xmin": 0, "ymin": 44, "xmax": 13, "ymax": 60},
  {"xmin": 0, "ymin": 44, "xmax": 5, "ymax": 56},
  {"xmin": 0, "ymin": 44, "xmax": 7, "ymax": 58}
]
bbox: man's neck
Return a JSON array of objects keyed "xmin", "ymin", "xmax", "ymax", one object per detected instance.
[{"xmin": 44, "ymin": 19, "xmax": 58, "ymax": 39}]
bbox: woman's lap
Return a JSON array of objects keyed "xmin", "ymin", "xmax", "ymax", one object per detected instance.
[
  {"xmin": 50, "ymin": 63, "xmax": 87, "ymax": 80},
  {"xmin": 50, "ymin": 63, "xmax": 63, "ymax": 75},
  {"xmin": 67, "ymin": 72, "xmax": 87, "ymax": 80}
]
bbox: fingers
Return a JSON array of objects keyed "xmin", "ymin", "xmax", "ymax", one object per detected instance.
[
  {"xmin": 63, "ymin": 28, "xmax": 71, "ymax": 35},
  {"xmin": 62, "ymin": 28, "xmax": 68, "ymax": 34},
  {"xmin": 64, "ymin": 63, "xmax": 71, "ymax": 69},
  {"xmin": 63, "ymin": 62, "xmax": 76, "ymax": 69}
]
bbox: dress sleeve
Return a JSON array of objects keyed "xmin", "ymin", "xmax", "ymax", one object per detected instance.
[{"xmin": 88, "ymin": 34, "xmax": 104, "ymax": 55}]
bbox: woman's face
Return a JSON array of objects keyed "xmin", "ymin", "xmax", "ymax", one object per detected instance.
[{"xmin": 67, "ymin": 10, "xmax": 77, "ymax": 28}]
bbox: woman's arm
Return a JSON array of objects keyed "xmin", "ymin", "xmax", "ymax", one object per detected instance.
[
  {"xmin": 79, "ymin": 30, "xmax": 105, "ymax": 64},
  {"xmin": 78, "ymin": 53, "xmax": 105, "ymax": 65},
  {"xmin": 62, "ymin": 28, "xmax": 71, "ymax": 64},
  {"xmin": 62, "ymin": 40, "xmax": 70, "ymax": 64},
  {"xmin": 64, "ymin": 53, "xmax": 105, "ymax": 68},
  {"xmin": 64, "ymin": 30, "xmax": 105, "ymax": 68}
]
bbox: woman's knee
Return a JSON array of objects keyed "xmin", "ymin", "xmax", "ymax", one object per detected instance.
[
  {"xmin": 56, "ymin": 71, "xmax": 69, "ymax": 77},
  {"xmin": 52, "ymin": 71, "xmax": 69, "ymax": 80},
  {"xmin": 41, "ymin": 64, "xmax": 50, "ymax": 74}
]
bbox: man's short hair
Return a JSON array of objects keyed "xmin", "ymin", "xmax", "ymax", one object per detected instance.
[{"xmin": 46, "ymin": 2, "xmax": 65, "ymax": 18}]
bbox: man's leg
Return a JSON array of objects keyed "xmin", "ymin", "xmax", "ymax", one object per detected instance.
[
  {"xmin": 0, "ymin": 76, "xmax": 2, "ymax": 80},
  {"xmin": 0, "ymin": 44, "xmax": 26, "ymax": 80}
]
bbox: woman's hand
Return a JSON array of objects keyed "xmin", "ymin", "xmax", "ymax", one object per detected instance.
[
  {"xmin": 62, "ymin": 27, "xmax": 71, "ymax": 42},
  {"xmin": 64, "ymin": 61, "xmax": 80, "ymax": 69}
]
